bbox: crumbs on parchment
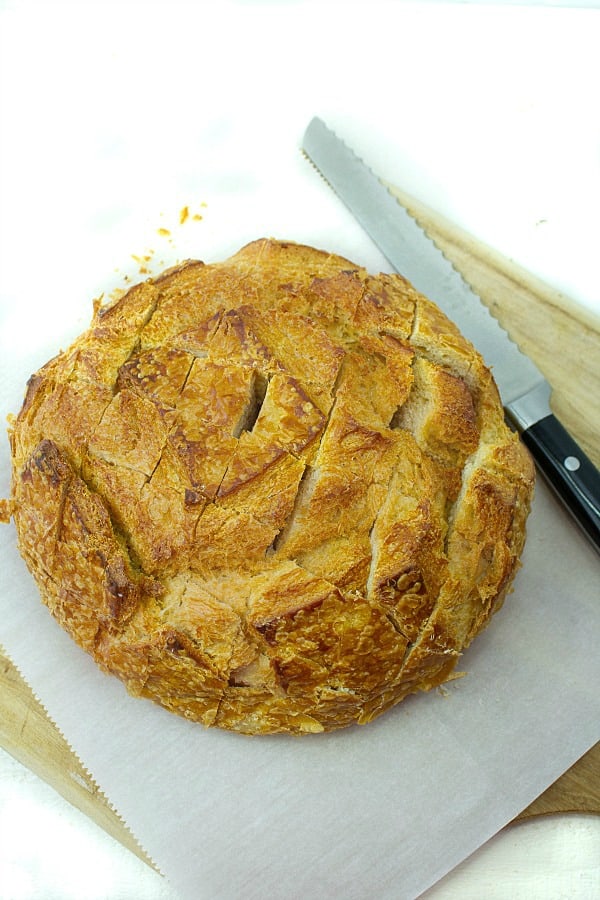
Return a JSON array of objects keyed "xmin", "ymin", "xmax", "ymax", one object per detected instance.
[
  {"xmin": 178, "ymin": 204, "xmax": 205, "ymax": 224},
  {"xmin": 131, "ymin": 252, "xmax": 156, "ymax": 274},
  {"xmin": 108, "ymin": 201, "xmax": 208, "ymax": 289}
]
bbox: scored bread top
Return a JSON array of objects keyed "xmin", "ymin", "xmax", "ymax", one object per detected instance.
[{"xmin": 8, "ymin": 239, "xmax": 535, "ymax": 734}]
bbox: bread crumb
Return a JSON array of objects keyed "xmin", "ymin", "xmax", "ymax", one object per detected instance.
[
  {"xmin": 0, "ymin": 498, "xmax": 15, "ymax": 524},
  {"xmin": 116, "ymin": 202, "xmax": 207, "ymax": 288}
]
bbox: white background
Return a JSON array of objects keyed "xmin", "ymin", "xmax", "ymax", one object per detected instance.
[{"xmin": 0, "ymin": 1, "xmax": 599, "ymax": 898}]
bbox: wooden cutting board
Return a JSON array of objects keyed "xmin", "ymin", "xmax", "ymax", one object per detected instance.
[{"xmin": 1, "ymin": 190, "xmax": 599, "ymax": 866}]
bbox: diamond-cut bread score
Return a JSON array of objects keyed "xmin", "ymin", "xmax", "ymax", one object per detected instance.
[{"xmin": 7, "ymin": 239, "xmax": 534, "ymax": 734}]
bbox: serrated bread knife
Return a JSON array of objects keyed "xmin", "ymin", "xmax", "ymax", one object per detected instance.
[{"xmin": 302, "ymin": 116, "xmax": 600, "ymax": 554}]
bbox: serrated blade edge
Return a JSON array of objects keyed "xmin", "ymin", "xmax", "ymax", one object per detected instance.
[{"xmin": 302, "ymin": 117, "xmax": 545, "ymax": 409}]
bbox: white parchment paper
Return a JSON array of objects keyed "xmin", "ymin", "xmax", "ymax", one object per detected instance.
[
  {"xmin": 0, "ymin": 480, "xmax": 598, "ymax": 900},
  {"xmin": 1, "ymin": 4, "xmax": 599, "ymax": 897}
]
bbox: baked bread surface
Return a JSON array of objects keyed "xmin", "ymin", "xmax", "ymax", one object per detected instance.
[{"xmin": 7, "ymin": 239, "xmax": 535, "ymax": 734}]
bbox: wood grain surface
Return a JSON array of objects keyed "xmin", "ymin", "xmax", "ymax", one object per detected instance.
[{"xmin": 1, "ymin": 191, "xmax": 598, "ymax": 861}]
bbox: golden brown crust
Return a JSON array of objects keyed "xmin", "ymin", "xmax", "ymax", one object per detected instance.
[{"xmin": 7, "ymin": 239, "xmax": 535, "ymax": 734}]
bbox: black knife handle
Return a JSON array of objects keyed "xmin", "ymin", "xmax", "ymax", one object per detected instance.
[{"xmin": 520, "ymin": 413, "xmax": 600, "ymax": 554}]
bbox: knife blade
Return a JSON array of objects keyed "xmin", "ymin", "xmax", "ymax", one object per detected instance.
[{"xmin": 302, "ymin": 116, "xmax": 600, "ymax": 554}]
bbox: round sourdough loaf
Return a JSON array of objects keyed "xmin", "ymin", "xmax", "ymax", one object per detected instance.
[{"xmin": 6, "ymin": 239, "xmax": 535, "ymax": 734}]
